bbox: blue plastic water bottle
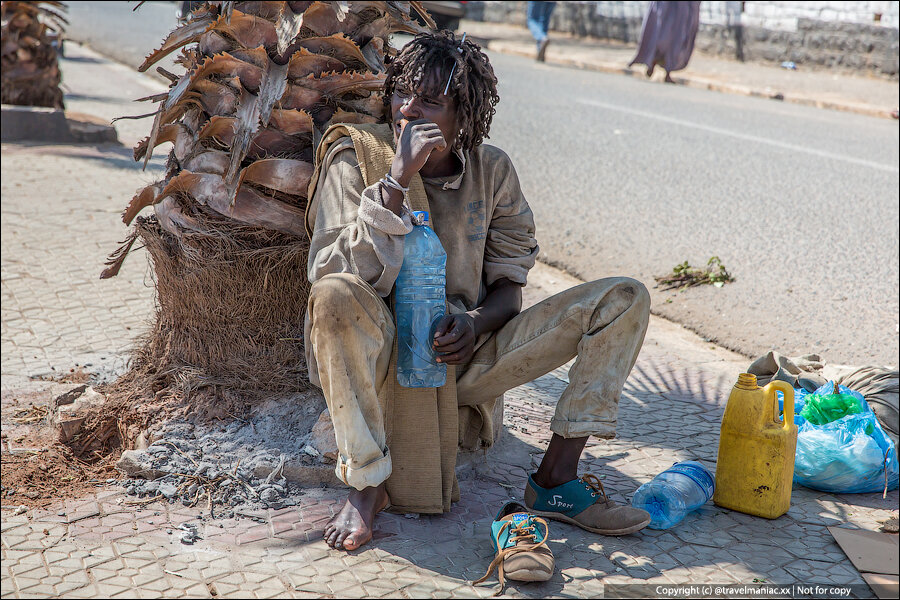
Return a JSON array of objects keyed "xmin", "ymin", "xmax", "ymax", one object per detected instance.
[
  {"xmin": 396, "ymin": 211, "xmax": 447, "ymax": 388},
  {"xmin": 631, "ymin": 461, "xmax": 715, "ymax": 529}
]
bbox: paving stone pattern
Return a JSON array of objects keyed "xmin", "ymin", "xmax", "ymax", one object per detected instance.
[
  {"xmin": 2, "ymin": 43, "xmax": 897, "ymax": 599},
  {"xmin": 1, "ymin": 45, "xmax": 167, "ymax": 387}
]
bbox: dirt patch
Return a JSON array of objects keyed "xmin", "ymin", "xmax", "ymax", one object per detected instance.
[
  {"xmin": 1, "ymin": 430, "xmax": 118, "ymax": 509},
  {"xmin": 55, "ymin": 366, "xmax": 93, "ymax": 384},
  {"xmin": 1, "ymin": 377, "xmax": 121, "ymax": 508},
  {"xmin": 29, "ymin": 365, "xmax": 95, "ymax": 384},
  {"xmin": 2, "ymin": 363, "xmax": 333, "ymax": 515}
]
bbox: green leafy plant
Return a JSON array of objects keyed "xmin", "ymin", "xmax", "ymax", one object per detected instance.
[{"xmin": 654, "ymin": 256, "xmax": 734, "ymax": 291}]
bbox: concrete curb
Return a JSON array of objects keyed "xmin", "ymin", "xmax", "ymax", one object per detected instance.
[
  {"xmin": 486, "ymin": 40, "xmax": 896, "ymax": 120},
  {"xmin": 65, "ymin": 111, "xmax": 121, "ymax": 144},
  {"xmin": 1, "ymin": 103, "xmax": 120, "ymax": 144},
  {"xmin": 1, "ymin": 104, "xmax": 69, "ymax": 142}
]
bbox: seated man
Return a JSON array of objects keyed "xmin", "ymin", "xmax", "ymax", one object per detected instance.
[{"xmin": 306, "ymin": 31, "xmax": 652, "ymax": 551}]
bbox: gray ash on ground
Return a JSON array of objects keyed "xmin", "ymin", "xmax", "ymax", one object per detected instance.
[
  {"xmin": 116, "ymin": 390, "xmax": 335, "ymax": 519},
  {"xmin": 119, "ymin": 442, "xmax": 294, "ymax": 518}
]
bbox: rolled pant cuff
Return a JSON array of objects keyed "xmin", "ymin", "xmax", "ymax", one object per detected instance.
[
  {"xmin": 550, "ymin": 419, "xmax": 617, "ymax": 440},
  {"xmin": 335, "ymin": 450, "xmax": 392, "ymax": 491}
]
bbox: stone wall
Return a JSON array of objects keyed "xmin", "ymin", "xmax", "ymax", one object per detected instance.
[
  {"xmin": 740, "ymin": 1, "xmax": 899, "ymax": 30},
  {"xmin": 464, "ymin": 1, "xmax": 900, "ymax": 78}
]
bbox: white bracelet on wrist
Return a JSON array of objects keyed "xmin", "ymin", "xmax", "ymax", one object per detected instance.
[
  {"xmin": 379, "ymin": 174, "xmax": 409, "ymax": 208},
  {"xmin": 382, "ymin": 173, "xmax": 409, "ymax": 194}
]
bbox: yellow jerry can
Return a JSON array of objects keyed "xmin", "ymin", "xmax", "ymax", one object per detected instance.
[{"xmin": 713, "ymin": 373, "xmax": 797, "ymax": 519}]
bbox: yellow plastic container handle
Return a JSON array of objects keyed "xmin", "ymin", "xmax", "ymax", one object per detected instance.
[{"xmin": 764, "ymin": 380, "xmax": 795, "ymax": 429}]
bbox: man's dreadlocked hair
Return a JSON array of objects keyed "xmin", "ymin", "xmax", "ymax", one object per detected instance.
[{"xmin": 383, "ymin": 31, "xmax": 500, "ymax": 153}]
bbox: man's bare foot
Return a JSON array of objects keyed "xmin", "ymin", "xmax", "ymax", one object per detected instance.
[{"xmin": 323, "ymin": 484, "xmax": 389, "ymax": 551}]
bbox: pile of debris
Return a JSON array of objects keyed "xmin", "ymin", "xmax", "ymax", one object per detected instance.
[
  {"xmin": 49, "ymin": 384, "xmax": 341, "ymax": 518},
  {"xmin": 118, "ymin": 440, "xmax": 293, "ymax": 517},
  {"xmin": 2, "ymin": 379, "xmax": 120, "ymax": 508}
]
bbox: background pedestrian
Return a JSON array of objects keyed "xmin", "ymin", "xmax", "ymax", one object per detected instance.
[
  {"xmin": 527, "ymin": 1, "xmax": 556, "ymax": 62},
  {"xmin": 629, "ymin": 1, "xmax": 701, "ymax": 82}
]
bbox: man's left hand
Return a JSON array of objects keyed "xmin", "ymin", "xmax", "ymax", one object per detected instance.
[{"xmin": 432, "ymin": 313, "xmax": 477, "ymax": 365}]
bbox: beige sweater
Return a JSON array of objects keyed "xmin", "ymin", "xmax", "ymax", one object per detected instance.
[{"xmin": 307, "ymin": 139, "xmax": 540, "ymax": 316}]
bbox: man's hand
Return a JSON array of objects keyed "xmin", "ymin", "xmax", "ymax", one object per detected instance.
[
  {"xmin": 391, "ymin": 119, "xmax": 447, "ymax": 187},
  {"xmin": 432, "ymin": 313, "xmax": 476, "ymax": 365},
  {"xmin": 432, "ymin": 279, "xmax": 523, "ymax": 366}
]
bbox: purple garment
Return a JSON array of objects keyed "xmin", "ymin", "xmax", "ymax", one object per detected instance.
[{"xmin": 629, "ymin": 1, "xmax": 701, "ymax": 74}]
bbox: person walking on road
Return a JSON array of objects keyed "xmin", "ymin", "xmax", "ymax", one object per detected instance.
[
  {"xmin": 527, "ymin": 1, "xmax": 556, "ymax": 62},
  {"xmin": 629, "ymin": 1, "xmax": 701, "ymax": 83}
]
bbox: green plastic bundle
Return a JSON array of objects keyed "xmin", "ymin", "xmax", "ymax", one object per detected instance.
[{"xmin": 800, "ymin": 390, "xmax": 863, "ymax": 426}]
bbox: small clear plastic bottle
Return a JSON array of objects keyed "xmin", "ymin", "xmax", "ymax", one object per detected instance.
[
  {"xmin": 395, "ymin": 211, "xmax": 447, "ymax": 388},
  {"xmin": 631, "ymin": 461, "xmax": 715, "ymax": 529}
]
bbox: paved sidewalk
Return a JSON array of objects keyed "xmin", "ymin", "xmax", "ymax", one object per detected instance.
[
  {"xmin": 461, "ymin": 19, "xmax": 900, "ymax": 120},
  {"xmin": 2, "ymin": 43, "xmax": 897, "ymax": 599}
]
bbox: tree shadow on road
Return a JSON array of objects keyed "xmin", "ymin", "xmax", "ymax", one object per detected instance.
[
  {"xmin": 60, "ymin": 54, "xmax": 105, "ymax": 64},
  {"xmin": 36, "ymin": 142, "xmax": 166, "ymax": 171},
  {"xmin": 65, "ymin": 92, "xmax": 128, "ymax": 103}
]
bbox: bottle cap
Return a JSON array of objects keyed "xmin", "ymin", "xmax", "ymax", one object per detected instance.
[{"xmin": 412, "ymin": 211, "xmax": 429, "ymax": 226}]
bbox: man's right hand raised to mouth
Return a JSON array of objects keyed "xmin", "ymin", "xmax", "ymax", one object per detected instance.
[{"xmin": 390, "ymin": 119, "xmax": 447, "ymax": 188}]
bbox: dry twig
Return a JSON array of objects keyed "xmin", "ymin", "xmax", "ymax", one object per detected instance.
[
  {"xmin": 654, "ymin": 256, "xmax": 734, "ymax": 291},
  {"xmin": 10, "ymin": 405, "xmax": 49, "ymax": 424}
]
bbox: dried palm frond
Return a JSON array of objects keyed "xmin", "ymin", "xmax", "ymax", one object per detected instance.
[
  {"xmin": 99, "ymin": 1, "xmax": 434, "ymax": 406},
  {"xmin": 105, "ymin": 0, "xmax": 432, "ymax": 272}
]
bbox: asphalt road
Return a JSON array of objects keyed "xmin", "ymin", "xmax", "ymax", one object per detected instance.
[
  {"xmin": 489, "ymin": 59, "xmax": 899, "ymax": 368},
  {"xmin": 64, "ymin": 2, "xmax": 900, "ymax": 367}
]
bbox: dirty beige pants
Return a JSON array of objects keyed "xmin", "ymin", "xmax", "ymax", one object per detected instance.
[{"xmin": 306, "ymin": 273, "xmax": 650, "ymax": 491}]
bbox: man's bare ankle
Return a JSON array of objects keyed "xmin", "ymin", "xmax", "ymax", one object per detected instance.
[
  {"xmin": 534, "ymin": 435, "xmax": 589, "ymax": 489},
  {"xmin": 532, "ymin": 471, "xmax": 576, "ymax": 489},
  {"xmin": 347, "ymin": 484, "xmax": 388, "ymax": 515}
]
